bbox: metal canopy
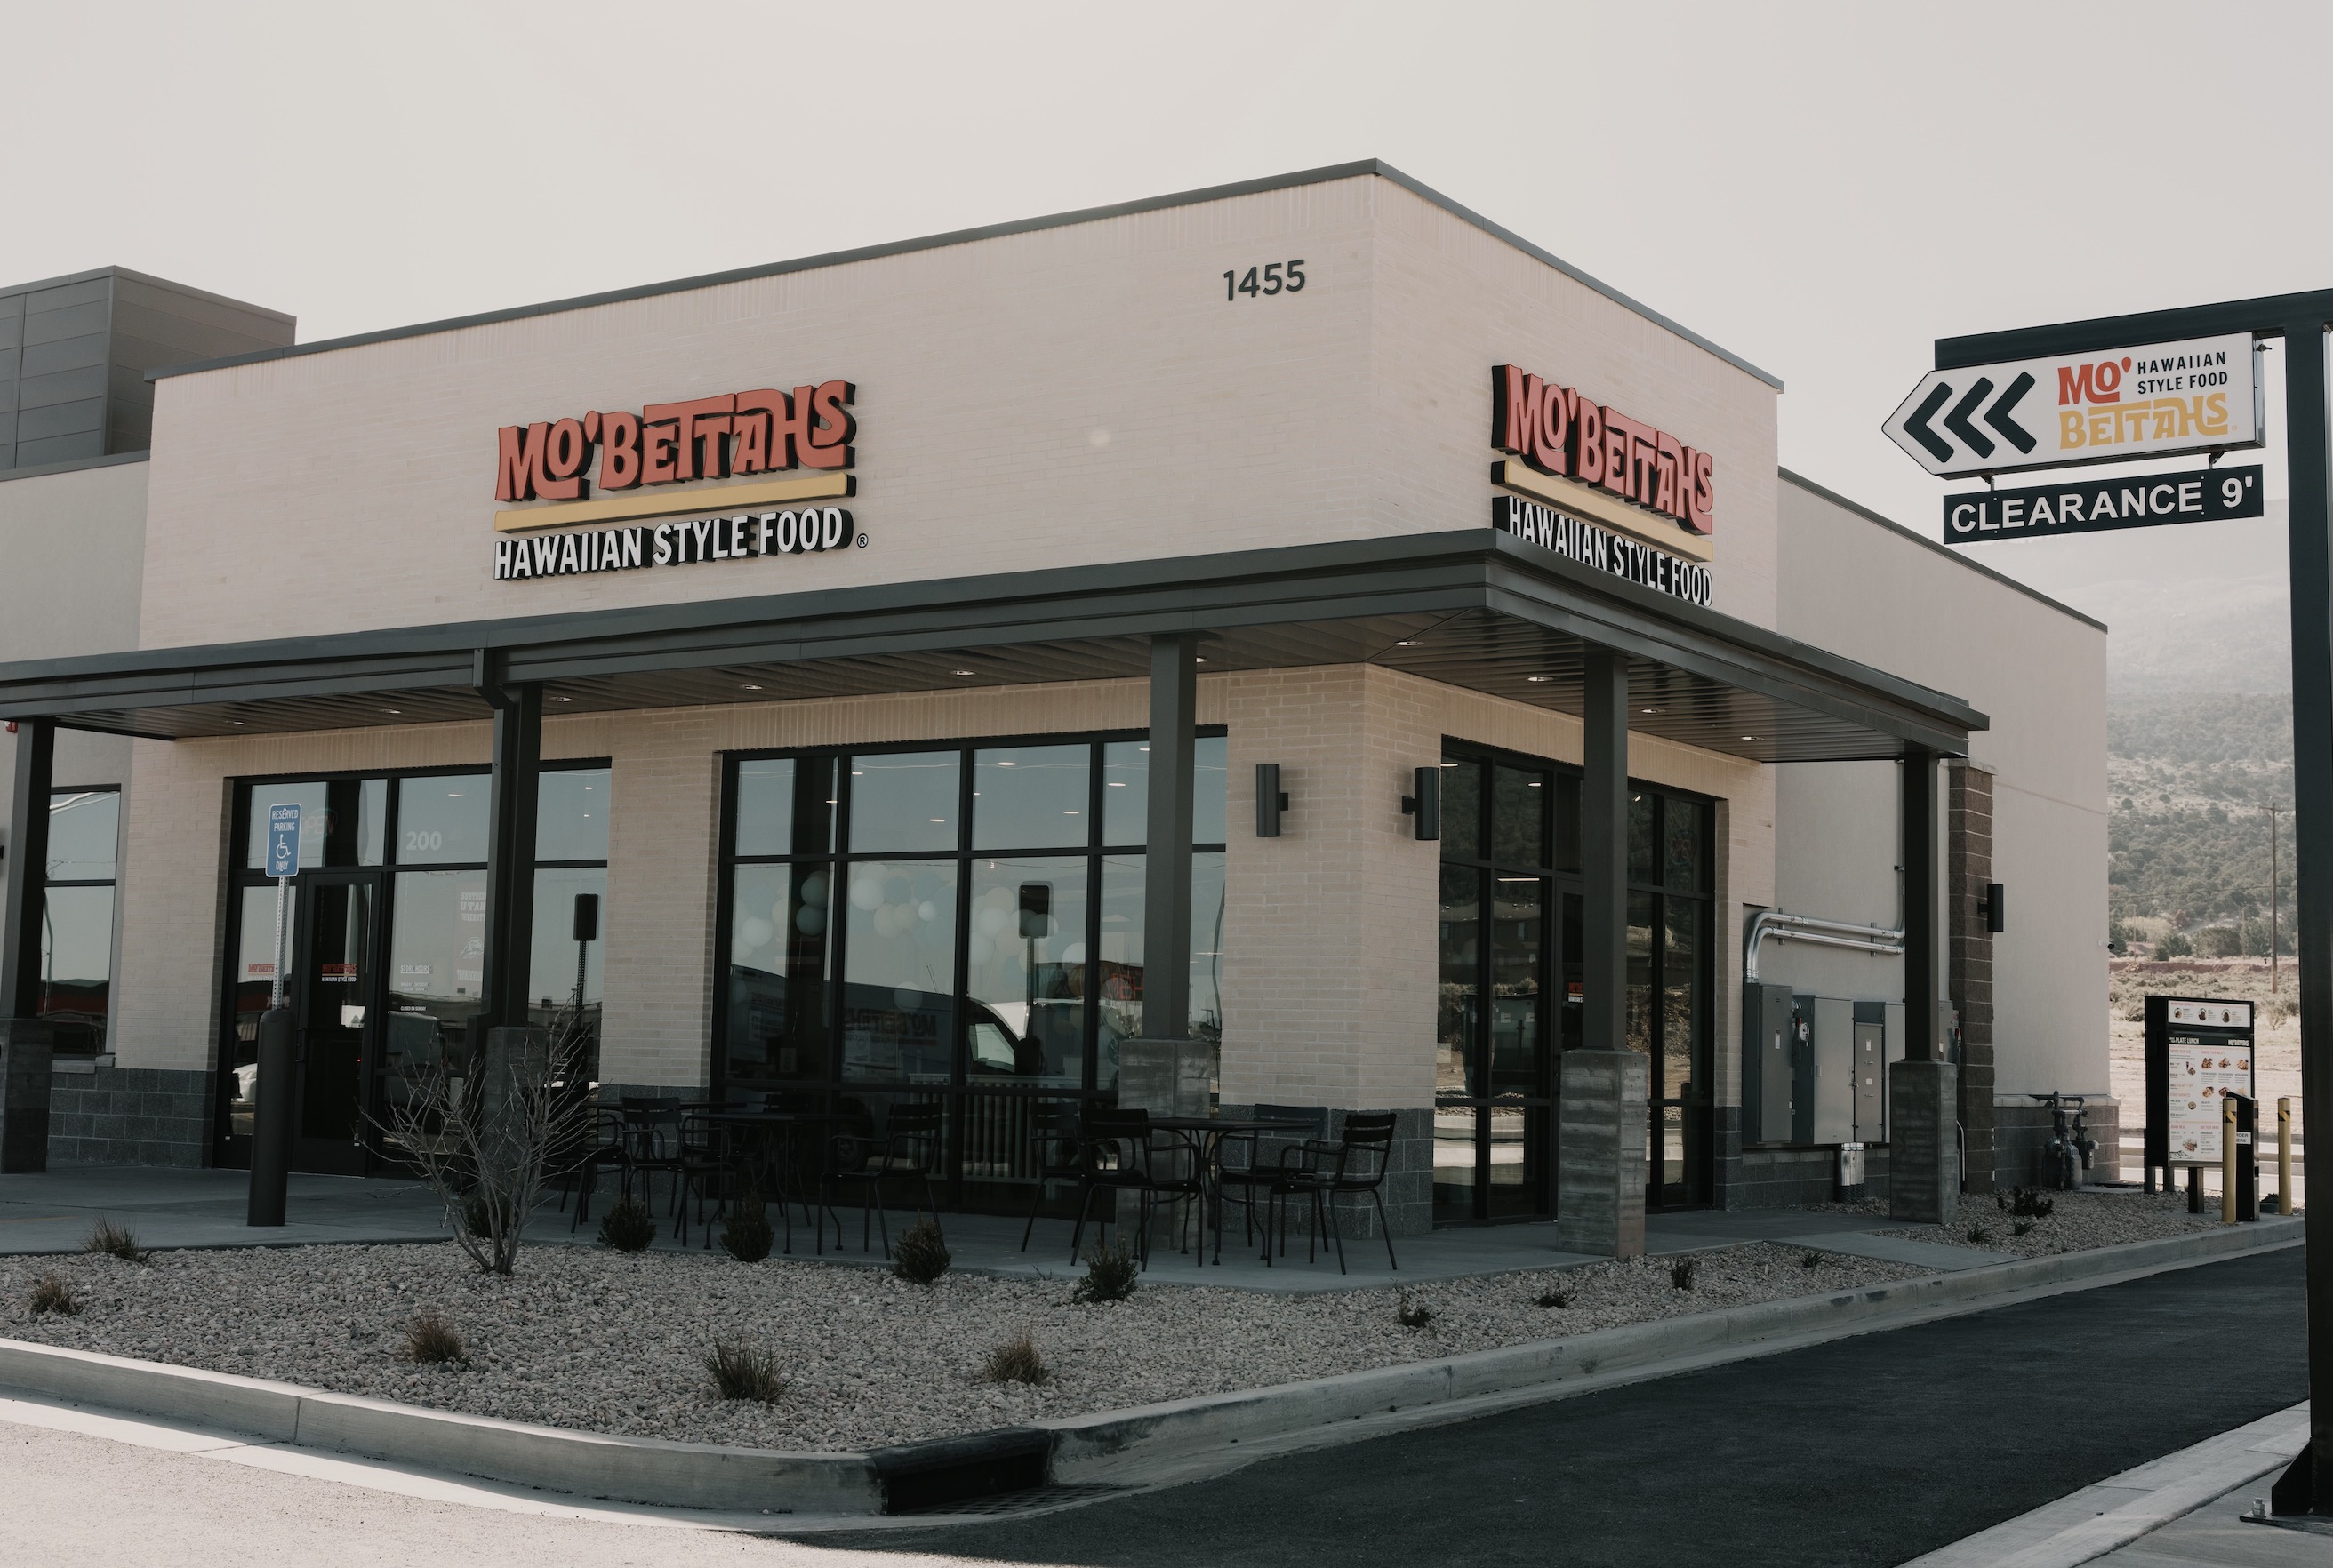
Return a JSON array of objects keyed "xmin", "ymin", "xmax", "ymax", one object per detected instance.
[{"xmin": 0, "ymin": 531, "xmax": 1984, "ymax": 763}]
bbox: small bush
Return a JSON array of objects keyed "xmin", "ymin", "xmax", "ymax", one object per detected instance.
[
  {"xmin": 1996, "ymin": 1187, "xmax": 2056, "ymax": 1220},
  {"xmin": 28, "ymin": 1274, "xmax": 79, "ymax": 1316},
  {"xmin": 85, "ymin": 1219, "xmax": 145, "ymax": 1263},
  {"xmin": 720, "ymin": 1191, "xmax": 774, "ymax": 1264},
  {"xmin": 1670, "ymin": 1256, "xmax": 1700, "ymax": 1291},
  {"xmin": 597, "ymin": 1195, "xmax": 655, "ymax": 1252},
  {"xmin": 983, "ymin": 1332, "xmax": 1049, "ymax": 1385},
  {"xmin": 401, "ymin": 1309, "xmax": 466, "ymax": 1364},
  {"xmin": 1535, "ymin": 1286, "xmax": 1573, "ymax": 1309},
  {"xmin": 892, "ymin": 1218, "xmax": 951, "ymax": 1284},
  {"xmin": 1800, "ymin": 1252, "xmax": 1824, "ymax": 1268},
  {"xmin": 1966, "ymin": 1223, "xmax": 1994, "ymax": 1244},
  {"xmin": 1397, "ymin": 1293, "xmax": 1433, "ymax": 1330},
  {"xmin": 704, "ymin": 1340, "xmax": 786, "ymax": 1403},
  {"xmin": 2012, "ymin": 1220, "xmax": 2035, "ymax": 1236},
  {"xmin": 462, "ymin": 1192, "xmax": 518, "ymax": 1240},
  {"xmin": 1070, "ymin": 1237, "xmax": 1139, "ymax": 1304}
]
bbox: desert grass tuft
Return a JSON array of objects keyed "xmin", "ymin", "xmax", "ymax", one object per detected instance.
[
  {"xmin": 400, "ymin": 1308, "xmax": 467, "ymax": 1364},
  {"xmin": 983, "ymin": 1332, "xmax": 1049, "ymax": 1385},
  {"xmin": 1396, "ymin": 1293, "xmax": 1433, "ymax": 1330},
  {"xmin": 85, "ymin": 1219, "xmax": 145, "ymax": 1263},
  {"xmin": 1669, "ymin": 1255, "xmax": 1700, "ymax": 1291},
  {"xmin": 719, "ymin": 1190, "xmax": 774, "ymax": 1263},
  {"xmin": 704, "ymin": 1340, "xmax": 786, "ymax": 1403},
  {"xmin": 28, "ymin": 1273, "xmax": 79, "ymax": 1316},
  {"xmin": 1534, "ymin": 1285, "xmax": 1574, "ymax": 1309}
]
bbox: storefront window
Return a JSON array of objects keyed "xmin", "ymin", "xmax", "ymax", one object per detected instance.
[
  {"xmin": 717, "ymin": 729, "xmax": 1227, "ymax": 1209},
  {"xmin": 39, "ymin": 788, "xmax": 117, "ymax": 1056}
]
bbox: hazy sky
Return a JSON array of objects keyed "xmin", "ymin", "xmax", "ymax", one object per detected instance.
[{"xmin": 9, "ymin": 0, "xmax": 2327, "ymax": 618}]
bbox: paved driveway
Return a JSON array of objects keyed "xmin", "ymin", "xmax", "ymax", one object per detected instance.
[{"xmin": 809, "ymin": 1246, "xmax": 2309, "ymax": 1568}]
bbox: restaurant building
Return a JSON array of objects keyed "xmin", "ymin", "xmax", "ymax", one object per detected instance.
[{"xmin": 0, "ymin": 163, "xmax": 2110, "ymax": 1239}]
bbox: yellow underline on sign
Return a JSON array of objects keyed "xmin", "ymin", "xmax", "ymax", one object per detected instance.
[
  {"xmin": 1494, "ymin": 461, "xmax": 1714, "ymax": 564},
  {"xmin": 494, "ymin": 472, "xmax": 855, "ymax": 534}
]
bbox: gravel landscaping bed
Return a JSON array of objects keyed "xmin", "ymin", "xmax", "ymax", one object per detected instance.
[
  {"xmin": 1872, "ymin": 1187, "xmax": 2233, "ymax": 1257},
  {"xmin": 0, "ymin": 1240, "xmax": 1914, "ymax": 1452}
]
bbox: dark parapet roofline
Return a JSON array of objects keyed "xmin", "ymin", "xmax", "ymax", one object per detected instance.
[
  {"xmin": 0, "ymin": 450, "xmax": 150, "ymax": 486},
  {"xmin": 1778, "ymin": 467, "xmax": 2108, "ymax": 634},
  {"xmin": 144, "ymin": 160, "xmax": 1781, "ymax": 390}
]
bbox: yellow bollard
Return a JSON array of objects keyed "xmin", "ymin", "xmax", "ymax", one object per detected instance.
[
  {"xmin": 2223, "ymin": 1097, "xmax": 2238, "ymax": 1223},
  {"xmin": 2281, "ymin": 1096, "xmax": 2296, "ymax": 1215}
]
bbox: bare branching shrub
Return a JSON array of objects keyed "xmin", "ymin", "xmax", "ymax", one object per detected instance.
[
  {"xmin": 1670, "ymin": 1256, "xmax": 1700, "ymax": 1291},
  {"xmin": 1535, "ymin": 1286, "xmax": 1574, "ymax": 1309},
  {"xmin": 705, "ymin": 1340, "xmax": 786, "ymax": 1403},
  {"xmin": 401, "ymin": 1309, "xmax": 467, "ymax": 1364},
  {"xmin": 1966, "ymin": 1223, "xmax": 1994, "ymax": 1245},
  {"xmin": 983, "ymin": 1332, "xmax": 1049, "ymax": 1385},
  {"xmin": 720, "ymin": 1191, "xmax": 774, "ymax": 1263},
  {"xmin": 373, "ymin": 1024, "xmax": 591, "ymax": 1276},
  {"xmin": 892, "ymin": 1219, "xmax": 951, "ymax": 1284},
  {"xmin": 1070, "ymin": 1237, "xmax": 1138, "ymax": 1304},
  {"xmin": 85, "ymin": 1219, "xmax": 145, "ymax": 1263},
  {"xmin": 598, "ymin": 1195, "xmax": 655, "ymax": 1252},
  {"xmin": 28, "ymin": 1274, "xmax": 79, "ymax": 1316}
]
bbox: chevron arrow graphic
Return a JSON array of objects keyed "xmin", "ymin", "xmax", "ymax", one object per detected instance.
[
  {"xmin": 1900, "ymin": 382, "xmax": 1953, "ymax": 464},
  {"xmin": 1984, "ymin": 372, "xmax": 2036, "ymax": 454},
  {"xmin": 1944, "ymin": 377, "xmax": 1996, "ymax": 459}
]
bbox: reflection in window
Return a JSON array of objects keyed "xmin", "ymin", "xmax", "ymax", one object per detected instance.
[
  {"xmin": 397, "ymin": 774, "xmax": 490, "ymax": 864},
  {"xmin": 847, "ymin": 752, "xmax": 959, "ymax": 853},
  {"xmin": 536, "ymin": 768, "xmax": 611, "ymax": 862},
  {"xmin": 966, "ymin": 857, "xmax": 1087, "ymax": 1085},
  {"xmin": 842, "ymin": 860, "xmax": 957, "ymax": 1084},
  {"xmin": 41, "ymin": 788, "xmax": 119, "ymax": 1056},
  {"xmin": 974, "ymin": 746, "xmax": 1089, "ymax": 851}
]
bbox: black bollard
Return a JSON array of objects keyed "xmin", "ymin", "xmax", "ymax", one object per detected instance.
[{"xmin": 246, "ymin": 1006, "xmax": 294, "ymax": 1226}]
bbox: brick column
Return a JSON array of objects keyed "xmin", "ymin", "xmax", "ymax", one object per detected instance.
[{"xmin": 1949, "ymin": 760, "xmax": 1997, "ymax": 1193}]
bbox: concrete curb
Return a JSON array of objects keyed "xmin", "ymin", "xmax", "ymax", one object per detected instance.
[{"xmin": 0, "ymin": 1218, "xmax": 2297, "ymax": 1516}]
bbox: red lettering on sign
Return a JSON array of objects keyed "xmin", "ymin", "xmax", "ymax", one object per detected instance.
[
  {"xmin": 1492, "ymin": 362, "xmax": 1715, "ymax": 539},
  {"xmin": 493, "ymin": 385, "xmax": 856, "ymax": 500}
]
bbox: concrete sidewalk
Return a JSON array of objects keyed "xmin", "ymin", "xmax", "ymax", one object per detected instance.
[{"xmin": 0, "ymin": 1164, "xmax": 2022, "ymax": 1289}]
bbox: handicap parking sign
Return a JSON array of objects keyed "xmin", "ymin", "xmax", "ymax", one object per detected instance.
[{"xmin": 266, "ymin": 803, "xmax": 301, "ymax": 877}]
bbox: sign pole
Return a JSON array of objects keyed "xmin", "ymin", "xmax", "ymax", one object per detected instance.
[
  {"xmin": 2280, "ymin": 319, "xmax": 2333, "ymax": 1506},
  {"xmin": 269, "ymin": 874, "xmax": 287, "ymax": 1008},
  {"xmin": 250, "ymin": 803, "xmax": 301, "ymax": 1228}
]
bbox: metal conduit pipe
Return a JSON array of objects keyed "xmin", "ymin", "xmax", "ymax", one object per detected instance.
[{"xmin": 1744, "ymin": 908, "xmax": 1906, "ymax": 984}]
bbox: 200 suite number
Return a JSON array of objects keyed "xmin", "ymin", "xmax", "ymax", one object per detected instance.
[{"xmin": 1223, "ymin": 260, "xmax": 1305, "ymax": 300}]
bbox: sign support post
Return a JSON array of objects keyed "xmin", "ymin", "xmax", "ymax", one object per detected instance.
[
  {"xmin": 1929, "ymin": 293, "xmax": 2333, "ymax": 1513},
  {"xmin": 249, "ymin": 804, "xmax": 301, "ymax": 1228}
]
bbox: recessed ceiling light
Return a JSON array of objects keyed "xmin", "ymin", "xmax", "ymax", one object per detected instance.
[
  {"xmin": 385, "ymin": 708, "xmax": 402, "ymax": 715},
  {"xmin": 1396, "ymin": 639, "xmax": 1420, "ymax": 647},
  {"xmin": 952, "ymin": 669, "xmax": 976, "ymax": 676},
  {"xmin": 742, "ymin": 684, "xmax": 763, "ymax": 691},
  {"xmin": 1195, "ymin": 657, "xmax": 1207, "ymax": 663},
  {"xmin": 1641, "ymin": 708, "xmax": 1657, "ymax": 715},
  {"xmin": 551, "ymin": 695, "xmax": 573, "ymax": 703},
  {"xmin": 928, "ymin": 817, "xmax": 946, "ymax": 823},
  {"xmin": 1741, "ymin": 735, "xmax": 1757, "ymax": 741},
  {"xmin": 1527, "ymin": 676, "xmax": 1550, "ymax": 684}
]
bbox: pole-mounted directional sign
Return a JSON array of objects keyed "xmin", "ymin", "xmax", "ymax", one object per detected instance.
[{"xmin": 1885, "ymin": 332, "xmax": 2263, "ymax": 477}]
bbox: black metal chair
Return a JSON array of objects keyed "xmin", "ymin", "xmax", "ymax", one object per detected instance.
[
  {"xmin": 1274, "ymin": 1110, "xmax": 1399, "ymax": 1274},
  {"xmin": 1069, "ymin": 1108, "xmax": 1204, "ymax": 1268},
  {"xmin": 1216, "ymin": 1103, "xmax": 1327, "ymax": 1262},
  {"xmin": 820, "ymin": 1101, "xmax": 945, "ymax": 1257},
  {"xmin": 616, "ymin": 1095, "xmax": 685, "ymax": 1212},
  {"xmin": 557, "ymin": 1108, "xmax": 629, "ymax": 1232},
  {"xmin": 672, "ymin": 1110, "xmax": 737, "ymax": 1248},
  {"xmin": 1018, "ymin": 1102, "xmax": 1089, "ymax": 1252}
]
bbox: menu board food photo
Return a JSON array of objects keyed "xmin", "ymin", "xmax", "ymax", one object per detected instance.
[{"xmin": 2144, "ymin": 996, "xmax": 2257, "ymax": 1174}]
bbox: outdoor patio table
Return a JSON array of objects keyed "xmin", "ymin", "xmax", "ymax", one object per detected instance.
[
  {"xmin": 1147, "ymin": 1116, "xmax": 1315, "ymax": 1265},
  {"xmin": 698, "ymin": 1110, "xmax": 837, "ymax": 1254}
]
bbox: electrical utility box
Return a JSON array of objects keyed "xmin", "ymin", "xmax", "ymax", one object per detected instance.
[
  {"xmin": 1742, "ymin": 982, "xmax": 1803, "ymax": 1145},
  {"xmin": 1851, "ymin": 1001, "xmax": 1887, "ymax": 1143},
  {"xmin": 1808, "ymin": 996, "xmax": 1856, "ymax": 1145}
]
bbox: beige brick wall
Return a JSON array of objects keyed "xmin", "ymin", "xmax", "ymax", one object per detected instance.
[{"xmin": 110, "ymin": 670, "xmax": 1757, "ymax": 1127}]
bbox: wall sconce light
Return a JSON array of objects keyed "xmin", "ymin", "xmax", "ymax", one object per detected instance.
[
  {"xmin": 1980, "ymin": 882, "xmax": 2006, "ymax": 933},
  {"xmin": 1401, "ymin": 765, "xmax": 1441, "ymax": 841},
  {"xmin": 1255, "ymin": 764, "xmax": 1290, "ymax": 836}
]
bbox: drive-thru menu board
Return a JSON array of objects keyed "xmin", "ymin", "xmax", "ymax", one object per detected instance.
[{"xmin": 2144, "ymin": 996, "xmax": 2256, "ymax": 1168}]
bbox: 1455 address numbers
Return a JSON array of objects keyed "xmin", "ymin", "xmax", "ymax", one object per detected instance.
[{"xmin": 1223, "ymin": 260, "xmax": 1305, "ymax": 300}]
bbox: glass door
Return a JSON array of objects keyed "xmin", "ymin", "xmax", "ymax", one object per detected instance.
[{"xmin": 288, "ymin": 871, "xmax": 384, "ymax": 1175}]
